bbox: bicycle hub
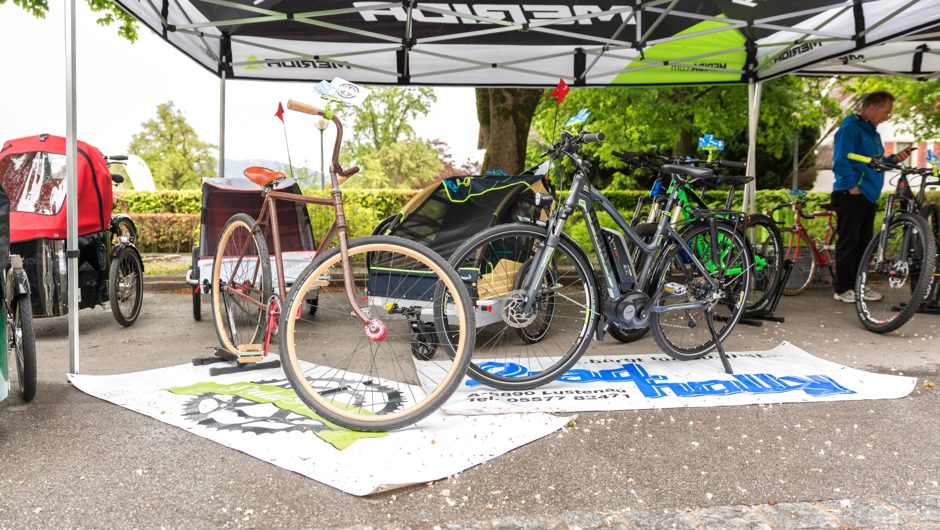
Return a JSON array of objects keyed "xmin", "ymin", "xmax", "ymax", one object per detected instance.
[{"xmin": 365, "ymin": 318, "xmax": 388, "ymax": 342}]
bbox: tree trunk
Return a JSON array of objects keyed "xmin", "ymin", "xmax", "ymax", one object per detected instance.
[
  {"xmin": 476, "ymin": 88, "xmax": 542, "ymax": 174},
  {"xmin": 675, "ymin": 129, "xmax": 696, "ymax": 158}
]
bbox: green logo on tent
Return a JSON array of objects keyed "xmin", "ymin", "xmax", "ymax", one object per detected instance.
[
  {"xmin": 169, "ymin": 379, "xmax": 386, "ymax": 450},
  {"xmin": 613, "ymin": 18, "xmax": 746, "ymax": 85},
  {"xmin": 244, "ymin": 54, "xmax": 263, "ymax": 71}
]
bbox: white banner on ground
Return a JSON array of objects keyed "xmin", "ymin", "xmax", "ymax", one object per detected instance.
[
  {"xmin": 68, "ymin": 358, "xmax": 571, "ymax": 496},
  {"xmin": 434, "ymin": 342, "xmax": 917, "ymax": 415}
]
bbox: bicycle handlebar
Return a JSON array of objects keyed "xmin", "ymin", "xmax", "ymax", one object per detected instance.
[
  {"xmin": 286, "ymin": 100, "xmax": 324, "ymax": 116},
  {"xmin": 286, "ymin": 99, "xmax": 359, "ymax": 185},
  {"xmin": 582, "ymin": 132, "xmax": 605, "ymax": 144}
]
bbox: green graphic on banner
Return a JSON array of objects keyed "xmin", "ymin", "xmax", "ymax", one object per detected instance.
[
  {"xmin": 614, "ymin": 18, "xmax": 746, "ymax": 85},
  {"xmin": 169, "ymin": 380, "xmax": 386, "ymax": 450}
]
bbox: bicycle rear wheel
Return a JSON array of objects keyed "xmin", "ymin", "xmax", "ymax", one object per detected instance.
[
  {"xmin": 855, "ymin": 212, "xmax": 936, "ymax": 334},
  {"xmin": 649, "ymin": 221, "xmax": 751, "ymax": 360},
  {"xmin": 782, "ymin": 228, "xmax": 817, "ymax": 296},
  {"xmin": 279, "ymin": 235, "xmax": 474, "ymax": 431},
  {"xmin": 745, "ymin": 213, "xmax": 784, "ymax": 311},
  {"xmin": 211, "ymin": 213, "xmax": 272, "ymax": 355},
  {"xmin": 919, "ymin": 204, "xmax": 940, "ymax": 305},
  {"xmin": 447, "ymin": 223, "xmax": 598, "ymax": 390}
]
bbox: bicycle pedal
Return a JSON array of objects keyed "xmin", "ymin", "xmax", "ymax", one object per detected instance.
[
  {"xmin": 236, "ymin": 344, "xmax": 265, "ymax": 363},
  {"xmin": 663, "ymin": 282, "xmax": 688, "ymax": 296}
]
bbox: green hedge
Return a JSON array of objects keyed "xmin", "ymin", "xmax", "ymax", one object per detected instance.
[{"xmin": 115, "ymin": 188, "xmax": 940, "ymax": 254}]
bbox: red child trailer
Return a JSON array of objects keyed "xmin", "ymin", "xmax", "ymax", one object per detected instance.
[{"xmin": 0, "ymin": 134, "xmax": 144, "ymax": 326}]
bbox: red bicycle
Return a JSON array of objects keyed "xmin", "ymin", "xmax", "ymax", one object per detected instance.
[{"xmin": 770, "ymin": 189, "xmax": 837, "ymax": 296}]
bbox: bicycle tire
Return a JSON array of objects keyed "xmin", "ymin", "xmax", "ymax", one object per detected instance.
[
  {"xmin": 11, "ymin": 295, "xmax": 37, "ymax": 402},
  {"xmin": 649, "ymin": 220, "xmax": 752, "ymax": 360},
  {"xmin": 855, "ymin": 212, "xmax": 936, "ymax": 334},
  {"xmin": 447, "ymin": 223, "xmax": 599, "ymax": 390},
  {"xmin": 919, "ymin": 204, "xmax": 940, "ymax": 304},
  {"xmin": 609, "ymin": 222, "xmax": 656, "ymax": 343},
  {"xmin": 745, "ymin": 213, "xmax": 784, "ymax": 311},
  {"xmin": 211, "ymin": 213, "xmax": 272, "ymax": 355},
  {"xmin": 279, "ymin": 235, "xmax": 475, "ymax": 431},
  {"xmin": 109, "ymin": 246, "xmax": 144, "ymax": 327},
  {"xmin": 782, "ymin": 227, "xmax": 817, "ymax": 296}
]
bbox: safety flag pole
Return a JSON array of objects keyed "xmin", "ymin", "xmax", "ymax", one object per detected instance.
[{"xmin": 275, "ymin": 102, "xmax": 294, "ymax": 179}]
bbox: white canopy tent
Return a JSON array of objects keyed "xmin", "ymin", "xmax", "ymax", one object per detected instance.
[{"xmin": 62, "ymin": 0, "xmax": 940, "ymax": 371}]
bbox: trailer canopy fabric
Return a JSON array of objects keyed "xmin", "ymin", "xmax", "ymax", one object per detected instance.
[{"xmin": 114, "ymin": 0, "xmax": 940, "ymax": 87}]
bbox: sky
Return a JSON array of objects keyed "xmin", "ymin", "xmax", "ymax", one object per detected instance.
[{"xmin": 0, "ymin": 2, "xmax": 484, "ymax": 175}]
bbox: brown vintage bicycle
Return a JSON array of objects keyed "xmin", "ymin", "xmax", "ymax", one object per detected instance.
[{"xmin": 209, "ymin": 100, "xmax": 474, "ymax": 431}]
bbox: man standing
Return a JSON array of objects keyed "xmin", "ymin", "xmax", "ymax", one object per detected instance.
[{"xmin": 831, "ymin": 91, "xmax": 914, "ymax": 303}]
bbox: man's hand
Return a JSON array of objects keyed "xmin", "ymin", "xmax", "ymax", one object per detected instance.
[
  {"xmin": 895, "ymin": 146, "xmax": 915, "ymax": 163},
  {"xmin": 849, "ymin": 186, "xmax": 861, "ymax": 195}
]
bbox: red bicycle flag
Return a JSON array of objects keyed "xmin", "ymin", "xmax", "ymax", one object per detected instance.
[
  {"xmin": 548, "ymin": 79, "xmax": 570, "ymax": 106},
  {"xmin": 275, "ymin": 102, "xmax": 285, "ymax": 122}
]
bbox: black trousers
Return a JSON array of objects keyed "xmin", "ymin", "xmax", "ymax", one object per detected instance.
[{"xmin": 831, "ymin": 190, "xmax": 877, "ymax": 294}]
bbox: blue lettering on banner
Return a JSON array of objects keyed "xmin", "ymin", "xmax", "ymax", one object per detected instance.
[{"xmin": 466, "ymin": 362, "xmax": 856, "ymax": 398}]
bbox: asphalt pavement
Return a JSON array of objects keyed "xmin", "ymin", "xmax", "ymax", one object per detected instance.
[{"xmin": 1, "ymin": 286, "xmax": 940, "ymax": 529}]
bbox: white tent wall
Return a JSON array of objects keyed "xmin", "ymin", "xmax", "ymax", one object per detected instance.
[{"xmin": 62, "ymin": 1, "xmax": 939, "ymax": 370}]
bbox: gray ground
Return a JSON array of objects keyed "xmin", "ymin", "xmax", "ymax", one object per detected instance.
[{"xmin": 1, "ymin": 285, "xmax": 940, "ymax": 529}]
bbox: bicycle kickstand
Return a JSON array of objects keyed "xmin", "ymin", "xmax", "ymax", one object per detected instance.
[{"xmin": 704, "ymin": 308, "xmax": 733, "ymax": 375}]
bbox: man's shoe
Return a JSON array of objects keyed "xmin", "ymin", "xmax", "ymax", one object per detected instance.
[
  {"xmin": 833, "ymin": 290, "xmax": 856, "ymax": 303},
  {"xmin": 861, "ymin": 288, "xmax": 884, "ymax": 302}
]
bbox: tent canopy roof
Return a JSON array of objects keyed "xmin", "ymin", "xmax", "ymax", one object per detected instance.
[{"xmin": 115, "ymin": 0, "xmax": 940, "ymax": 87}]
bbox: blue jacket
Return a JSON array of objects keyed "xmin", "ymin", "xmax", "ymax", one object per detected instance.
[{"xmin": 832, "ymin": 113, "xmax": 890, "ymax": 203}]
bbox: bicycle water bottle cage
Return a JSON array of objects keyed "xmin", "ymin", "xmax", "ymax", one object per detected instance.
[{"xmin": 244, "ymin": 166, "xmax": 286, "ymax": 187}]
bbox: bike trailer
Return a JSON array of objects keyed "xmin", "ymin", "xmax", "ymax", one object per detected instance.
[
  {"xmin": 0, "ymin": 134, "xmax": 120, "ymax": 317},
  {"xmin": 188, "ymin": 177, "xmax": 316, "ymax": 299},
  {"xmin": 369, "ymin": 173, "xmax": 552, "ymax": 324}
]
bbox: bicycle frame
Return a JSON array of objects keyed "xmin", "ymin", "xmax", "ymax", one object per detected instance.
[
  {"xmin": 222, "ymin": 106, "xmax": 371, "ymax": 326},
  {"xmin": 520, "ymin": 160, "xmax": 725, "ymax": 321},
  {"xmin": 785, "ymin": 200, "xmax": 835, "ymax": 268}
]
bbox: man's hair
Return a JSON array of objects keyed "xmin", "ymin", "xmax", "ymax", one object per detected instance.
[{"xmin": 860, "ymin": 91, "xmax": 895, "ymax": 109}]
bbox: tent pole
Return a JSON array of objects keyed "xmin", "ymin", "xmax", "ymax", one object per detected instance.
[
  {"xmin": 219, "ymin": 71, "xmax": 226, "ymax": 178},
  {"xmin": 65, "ymin": 0, "xmax": 80, "ymax": 374},
  {"xmin": 744, "ymin": 79, "xmax": 762, "ymax": 215}
]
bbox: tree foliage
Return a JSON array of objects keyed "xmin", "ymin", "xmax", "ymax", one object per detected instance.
[
  {"xmin": 129, "ymin": 101, "xmax": 217, "ymax": 190},
  {"xmin": 527, "ymin": 77, "xmax": 841, "ymax": 190},
  {"xmin": 3, "ymin": 0, "xmax": 138, "ymax": 41},
  {"xmin": 837, "ymin": 77, "xmax": 940, "ymax": 139},
  {"xmin": 343, "ymin": 87, "xmax": 443, "ymax": 188}
]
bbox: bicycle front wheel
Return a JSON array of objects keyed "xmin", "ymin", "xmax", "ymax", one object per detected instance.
[
  {"xmin": 745, "ymin": 213, "xmax": 784, "ymax": 311},
  {"xmin": 782, "ymin": 227, "xmax": 817, "ymax": 296},
  {"xmin": 211, "ymin": 213, "xmax": 272, "ymax": 355},
  {"xmin": 447, "ymin": 223, "xmax": 599, "ymax": 390},
  {"xmin": 649, "ymin": 221, "xmax": 751, "ymax": 360},
  {"xmin": 855, "ymin": 213, "xmax": 936, "ymax": 334},
  {"xmin": 279, "ymin": 236, "xmax": 474, "ymax": 432},
  {"xmin": 11, "ymin": 295, "xmax": 36, "ymax": 402}
]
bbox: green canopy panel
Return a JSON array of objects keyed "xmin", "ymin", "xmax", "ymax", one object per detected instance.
[{"xmin": 113, "ymin": 0, "xmax": 940, "ymax": 87}]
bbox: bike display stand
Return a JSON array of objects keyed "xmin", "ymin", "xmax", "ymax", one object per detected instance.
[
  {"xmin": 739, "ymin": 259, "xmax": 792, "ymax": 327},
  {"xmin": 192, "ymin": 348, "xmax": 282, "ymax": 377}
]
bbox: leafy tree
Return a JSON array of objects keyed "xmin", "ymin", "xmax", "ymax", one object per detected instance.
[
  {"xmin": 348, "ymin": 139, "xmax": 442, "ymax": 189},
  {"xmin": 837, "ymin": 77, "xmax": 940, "ymax": 139},
  {"xmin": 3, "ymin": 0, "xmax": 138, "ymax": 41},
  {"xmin": 129, "ymin": 101, "xmax": 217, "ymax": 190},
  {"xmin": 343, "ymin": 87, "xmax": 443, "ymax": 188},
  {"xmin": 431, "ymin": 139, "xmax": 480, "ymax": 179},
  {"xmin": 527, "ymin": 77, "xmax": 841, "ymax": 190}
]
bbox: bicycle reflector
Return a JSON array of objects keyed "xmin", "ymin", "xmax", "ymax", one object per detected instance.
[{"xmin": 847, "ymin": 153, "xmax": 872, "ymax": 164}]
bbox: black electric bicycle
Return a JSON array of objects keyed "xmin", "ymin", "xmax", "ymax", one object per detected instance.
[
  {"xmin": 848, "ymin": 153, "xmax": 938, "ymax": 333},
  {"xmin": 446, "ymin": 129, "xmax": 752, "ymax": 390}
]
